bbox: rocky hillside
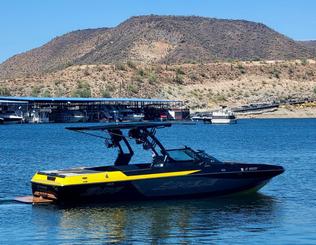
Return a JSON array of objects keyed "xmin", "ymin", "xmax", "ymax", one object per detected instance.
[
  {"xmin": 0, "ymin": 15, "xmax": 314, "ymax": 79},
  {"xmin": 300, "ymin": 40, "xmax": 316, "ymax": 56},
  {"xmin": 1, "ymin": 60, "xmax": 315, "ymax": 110}
]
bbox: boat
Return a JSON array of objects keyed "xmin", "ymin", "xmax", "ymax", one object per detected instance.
[
  {"xmin": 18, "ymin": 122, "xmax": 284, "ymax": 204},
  {"xmin": 0, "ymin": 111, "xmax": 23, "ymax": 124},
  {"xmin": 191, "ymin": 113, "xmax": 212, "ymax": 122},
  {"xmin": 53, "ymin": 110, "xmax": 87, "ymax": 123},
  {"xmin": 210, "ymin": 106, "xmax": 237, "ymax": 124}
]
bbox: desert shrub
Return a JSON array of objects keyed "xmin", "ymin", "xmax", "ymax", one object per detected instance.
[
  {"xmin": 189, "ymin": 73, "xmax": 198, "ymax": 81},
  {"xmin": 148, "ymin": 72, "xmax": 157, "ymax": 84},
  {"xmin": 173, "ymin": 74, "xmax": 184, "ymax": 84},
  {"xmin": 237, "ymin": 63, "xmax": 246, "ymax": 74},
  {"xmin": 271, "ymin": 68, "xmax": 281, "ymax": 79},
  {"xmin": 301, "ymin": 58, "xmax": 308, "ymax": 66},
  {"xmin": 55, "ymin": 87, "xmax": 66, "ymax": 97},
  {"xmin": 251, "ymin": 56, "xmax": 261, "ymax": 61},
  {"xmin": 244, "ymin": 92, "xmax": 250, "ymax": 97},
  {"xmin": 101, "ymin": 89, "xmax": 111, "ymax": 98},
  {"xmin": 127, "ymin": 84, "xmax": 138, "ymax": 94},
  {"xmin": 41, "ymin": 89, "xmax": 51, "ymax": 97},
  {"xmin": 115, "ymin": 62, "xmax": 126, "ymax": 71},
  {"xmin": 96, "ymin": 65, "xmax": 103, "ymax": 72},
  {"xmin": 101, "ymin": 75, "xmax": 107, "ymax": 81},
  {"xmin": 288, "ymin": 68, "xmax": 294, "ymax": 75},
  {"xmin": 132, "ymin": 74, "xmax": 143, "ymax": 83},
  {"xmin": 83, "ymin": 67, "xmax": 90, "ymax": 76},
  {"xmin": 31, "ymin": 86, "xmax": 42, "ymax": 97},
  {"xmin": 0, "ymin": 86, "xmax": 11, "ymax": 96},
  {"xmin": 200, "ymin": 73, "xmax": 208, "ymax": 78},
  {"xmin": 65, "ymin": 61, "xmax": 73, "ymax": 68},
  {"xmin": 137, "ymin": 68, "xmax": 145, "ymax": 77},
  {"xmin": 53, "ymin": 80, "xmax": 63, "ymax": 86},
  {"xmin": 176, "ymin": 67, "xmax": 185, "ymax": 75},
  {"xmin": 215, "ymin": 94, "xmax": 227, "ymax": 101},
  {"xmin": 104, "ymin": 84, "xmax": 115, "ymax": 92},
  {"xmin": 127, "ymin": 60, "xmax": 136, "ymax": 69},
  {"xmin": 72, "ymin": 80, "xmax": 91, "ymax": 97},
  {"xmin": 313, "ymin": 86, "xmax": 316, "ymax": 94}
]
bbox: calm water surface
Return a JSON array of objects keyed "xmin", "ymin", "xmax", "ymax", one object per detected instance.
[{"xmin": 0, "ymin": 119, "xmax": 315, "ymax": 244}]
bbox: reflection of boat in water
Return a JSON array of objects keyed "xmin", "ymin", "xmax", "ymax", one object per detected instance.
[
  {"xmin": 20, "ymin": 122, "xmax": 284, "ymax": 204},
  {"xmin": 48, "ymin": 193, "xmax": 276, "ymax": 243},
  {"xmin": 0, "ymin": 111, "xmax": 23, "ymax": 124},
  {"xmin": 210, "ymin": 107, "xmax": 237, "ymax": 124}
]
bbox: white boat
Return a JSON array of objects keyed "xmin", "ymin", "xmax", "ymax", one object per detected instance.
[
  {"xmin": 211, "ymin": 107, "xmax": 237, "ymax": 124},
  {"xmin": 29, "ymin": 109, "xmax": 51, "ymax": 123},
  {"xmin": 0, "ymin": 111, "xmax": 23, "ymax": 124},
  {"xmin": 191, "ymin": 115, "xmax": 212, "ymax": 122},
  {"xmin": 124, "ymin": 113, "xmax": 144, "ymax": 122}
]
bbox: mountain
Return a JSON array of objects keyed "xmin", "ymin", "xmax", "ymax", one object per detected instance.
[
  {"xmin": 299, "ymin": 40, "xmax": 316, "ymax": 56},
  {"xmin": 0, "ymin": 15, "xmax": 314, "ymax": 78}
]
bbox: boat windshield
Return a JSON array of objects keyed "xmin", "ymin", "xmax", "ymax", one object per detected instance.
[
  {"xmin": 166, "ymin": 149, "xmax": 196, "ymax": 162},
  {"xmin": 166, "ymin": 148, "xmax": 220, "ymax": 163}
]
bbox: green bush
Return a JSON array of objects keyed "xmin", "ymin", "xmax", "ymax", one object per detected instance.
[
  {"xmin": 173, "ymin": 74, "xmax": 184, "ymax": 84},
  {"xmin": 31, "ymin": 86, "xmax": 42, "ymax": 97},
  {"xmin": 189, "ymin": 73, "xmax": 198, "ymax": 81},
  {"xmin": 237, "ymin": 63, "xmax": 246, "ymax": 74},
  {"xmin": 137, "ymin": 69, "xmax": 145, "ymax": 77},
  {"xmin": 215, "ymin": 94, "xmax": 227, "ymax": 101},
  {"xmin": 313, "ymin": 86, "xmax": 316, "ymax": 94},
  {"xmin": 127, "ymin": 60, "xmax": 136, "ymax": 69},
  {"xmin": 271, "ymin": 68, "xmax": 281, "ymax": 79},
  {"xmin": 42, "ymin": 89, "xmax": 51, "ymax": 97},
  {"xmin": 115, "ymin": 62, "xmax": 126, "ymax": 71},
  {"xmin": 127, "ymin": 84, "xmax": 138, "ymax": 94},
  {"xmin": 148, "ymin": 72, "xmax": 157, "ymax": 84},
  {"xmin": 0, "ymin": 86, "xmax": 11, "ymax": 96},
  {"xmin": 101, "ymin": 89, "xmax": 111, "ymax": 98},
  {"xmin": 176, "ymin": 67, "xmax": 185, "ymax": 75},
  {"xmin": 54, "ymin": 80, "xmax": 62, "ymax": 86},
  {"xmin": 301, "ymin": 58, "xmax": 308, "ymax": 66},
  {"xmin": 72, "ymin": 80, "xmax": 91, "ymax": 97}
]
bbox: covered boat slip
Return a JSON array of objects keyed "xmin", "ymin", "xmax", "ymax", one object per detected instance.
[{"xmin": 0, "ymin": 96, "xmax": 189, "ymax": 123}]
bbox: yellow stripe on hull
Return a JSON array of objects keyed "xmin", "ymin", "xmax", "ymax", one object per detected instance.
[{"xmin": 31, "ymin": 170, "xmax": 201, "ymax": 187}]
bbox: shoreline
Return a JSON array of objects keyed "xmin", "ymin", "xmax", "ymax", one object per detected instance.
[{"xmin": 236, "ymin": 106, "xmax": 316, "ymax": 119}]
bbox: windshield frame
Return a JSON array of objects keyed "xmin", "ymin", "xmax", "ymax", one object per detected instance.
[{"xmin": 166, "ymin": 148, "xmax": 198, "ymax": 162}]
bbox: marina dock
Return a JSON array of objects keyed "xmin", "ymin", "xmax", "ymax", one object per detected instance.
[{"xmin": 0, "ymin": 96, "xmax": 189, "ymax": 123}]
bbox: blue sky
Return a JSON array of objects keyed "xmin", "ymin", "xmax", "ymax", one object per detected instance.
[{"xmin": 1, "ymin": 0, "xmax": 316, "ymax": 63}]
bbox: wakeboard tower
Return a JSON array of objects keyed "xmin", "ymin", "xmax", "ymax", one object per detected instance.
[{"xmin": 16, "ymin": 122, "xmax": 284, "ymax": 204}]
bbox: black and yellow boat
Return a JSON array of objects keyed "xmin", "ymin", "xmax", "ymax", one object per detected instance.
[{"xmin": 20, "ymin": 122, "xmax": 284, "ymax": 204}]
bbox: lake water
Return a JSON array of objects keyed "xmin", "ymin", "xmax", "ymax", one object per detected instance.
[{"xmin": 0, "ymin": 119, "xmax": 315, "ymax": 244}]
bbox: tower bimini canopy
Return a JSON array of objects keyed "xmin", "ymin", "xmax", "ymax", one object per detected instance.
[
  {"xmin": 66, "ymin": 122, "xmax": 173, "ymax": 166},
  {"xmin": 65, "ymin": 121, "xmax": 172, "ymax": 131}
]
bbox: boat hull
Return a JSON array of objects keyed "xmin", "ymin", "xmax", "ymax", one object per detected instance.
[
  {"xmin": 31, "ymin": 170, "xmax": 279, "ymax": 204},
  {"xmin": 211, "ymin": 118, "xmax": 237, "ymax": 124}
]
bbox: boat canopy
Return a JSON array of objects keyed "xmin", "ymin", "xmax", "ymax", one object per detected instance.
[{"xmin": 66, "ymin": 122, "xmax": 175, "ymax": 166}]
